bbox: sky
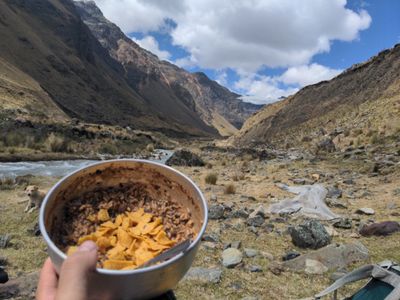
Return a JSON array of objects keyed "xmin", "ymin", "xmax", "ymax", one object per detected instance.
[{"xmin": 91, "ymin": 0, "xmax": 400, "ymax": 105}]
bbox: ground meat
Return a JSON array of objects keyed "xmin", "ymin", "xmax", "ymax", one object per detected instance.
[{"xmin": 54, "ymin": 183, "xmax": 195, "ymax": 250}]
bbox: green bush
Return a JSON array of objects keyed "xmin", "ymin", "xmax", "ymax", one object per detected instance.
[
  {"xmin": 0, "ymin": 177, "xmax": 15, "ymax": 190},
  {"xmin": 205, "ymin": 173, "xmax": 218, "ymax": 185},
  {"xmin": 99, "ymin": 143, "xmax": 118, "ymax": 155}
]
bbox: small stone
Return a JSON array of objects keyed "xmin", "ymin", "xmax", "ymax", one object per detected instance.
[
  {"xmin": 210, "ymin": 194, "xmax": 217, "ymax": 201},
  {"xmin": 387, "ymin": 202, "xmax": 398, "ymax": 210},
  {"xmin": 282, "ymin": 251, "xmax": 300, "ymax": 261},
  {"xmin": 324, "ymin": 226, "xmax": 339, "ymax": 237},
  {"xmin": 268, "ymin": 262, "xmax": 284, "ymax": 275},
  {"xmin": 349, "ymin": 233, "xmax": 360, "ymax": 238},
  {"xmin": 248, "ymin": 226, "xmax": 259, "ymax": 234},
  {"xmin": 202, "ymin": 233, "xmax": 220, "ymax": 243},
  {"xmin": 0, "ymin": 267, "xmax": 8, "ymax": 284},
  {"xmin": 222, "ymin": 248, "xmax": 243, "ymax": 268},
  {"xmin": 355, "ymin": 208, "xmax": 375, "ymax": 215},
  {"xmin": 209, "ymin": 204, "xmax": 225, "ymax": 220},
  {"xmin": 232, "ymin": 208, "xmax": 249, "ymax": 219},
  {"xmin": 263, "ymin": 223, "xmax": 275, "ymax": 233},
  {"xmin": 292, "ymin": 178, "xmax": 306, "ymax": 185},
  {"xmin": 246, "ymin": 215, "xmax": 264, "ymax": 227},
  {"xmin": 244, "ymin": 248, "xmax": 258, "ymax": 258},
  {"xmin": 248, "ymin": 265, "xmax": 263, "ymax": 272},
  {"xmin": 0, "ymin": 235, "xmax": 11, "ymax": 249},
  {"xmin": 27, "ymin": 222, "xmax": 41, "ymax": 236},
  {"xmin": 327, "ymin": 186, "xmax": 343, "ymax": 199},
  {"xmin": 304, "ymin": 259, "xmax": 328, "ymax": 275},
  {"xmin": 343, "ymin": 179, "xmax": 354, "ymax": 185},
  {"xmin": 0, "ymin": 256, "xmax": 7, "ymax": 266},
  {"xmin": 333, "ymin": 218, "xmax": 352, "ymax": 229},
  {"xmin": 184, "ymin": 267, "xmax": 222, "ymax": 284}
]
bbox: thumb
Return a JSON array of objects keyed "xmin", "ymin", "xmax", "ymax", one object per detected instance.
[{"xmin": 56, "ymin": 241, "xmax": 98, "ymax": 300}]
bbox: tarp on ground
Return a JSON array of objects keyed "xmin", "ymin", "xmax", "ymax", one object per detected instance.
[{"xmin": 269, "ymin": 183, "xmax": 340, "ymax": 220}]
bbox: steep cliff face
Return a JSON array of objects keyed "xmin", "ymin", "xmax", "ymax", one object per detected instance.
[
  {"xmin": 0, "ymin": 0, "xmax": 222, "ymax": 137},
  {"xmin": 231, "ymin": 44, "xmax": 400, "ymax": 147},
  {"xmin": 74, "ymin": 0, "xmax": 262, "ymax": 136}
]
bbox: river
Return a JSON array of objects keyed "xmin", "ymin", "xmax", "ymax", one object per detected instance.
[{"xmin": 0, "ymin": 149, "xmax": 174, "ymax": 178}]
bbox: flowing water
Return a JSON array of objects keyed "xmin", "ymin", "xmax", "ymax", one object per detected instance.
[{"xmin": 0, "ymin": 149, "xmax": 174, "ymax": 178}]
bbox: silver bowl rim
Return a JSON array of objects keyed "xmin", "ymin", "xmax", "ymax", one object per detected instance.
[{"xmin": 39, "ymin": 158, "xmax": 208, "ymax": 275}]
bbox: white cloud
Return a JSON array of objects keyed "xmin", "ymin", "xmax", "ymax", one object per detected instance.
[
  {"xmin": 280, "ymin": 64, "xmax": 342, "ymax": 86},
  {"xmin": 93, "ymin": 0, "xmax": 371, "ymax": 72},
  {"xmin": 234, "ymin": 73, "xmax": 298, "ymax": 105},
  {"xmin": 131, "ymin": 36, "xmax": 171, "ymax": 60}
]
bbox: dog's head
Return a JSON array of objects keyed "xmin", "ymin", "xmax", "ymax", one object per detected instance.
[{"xmin": 25, "ymin": 185, "xmax": 39, "ymax": 196}]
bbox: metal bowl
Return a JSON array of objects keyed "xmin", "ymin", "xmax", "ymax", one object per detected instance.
[{"xmin": 39, "ymin": 159, "xmax": 208, "ymax": 300}]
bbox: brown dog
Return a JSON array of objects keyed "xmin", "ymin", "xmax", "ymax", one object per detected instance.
[{"xmin": 24, "ymin": 185, "xmax": 46, "ymax": 213}]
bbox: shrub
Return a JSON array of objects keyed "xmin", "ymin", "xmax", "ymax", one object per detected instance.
[
  {"xmin": 224, "ymin": 184, "xmax": 236, "ymax": 194},
  {"xmin": 99, "ymin": 143, "xmax": 118, "ymax": 155},
  {"xmin": 370, "ymin": 133, "xmax": 379, "ymax": 144},
  {"xmin": 45, "ymin": 133, "xmax": 70, "ymax": 152},
  {"xmin": 3, "ymin": 132, "xmax": 25, "ymax": 147},
  {"xmin": 0, "ymin": 177, "xmax": 15, "ymax": 190},
  {"xmin": 146, "ymin": 143, "xmax": 155, "ymax": 152},
  {"xmin": 205, "ymin": 173, "xmax": 218, "ymax": 185}
]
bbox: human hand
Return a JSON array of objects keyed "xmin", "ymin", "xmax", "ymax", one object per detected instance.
[{"xmin": 36, "ymin": 241, "xmax": 98, "ymax": 300}]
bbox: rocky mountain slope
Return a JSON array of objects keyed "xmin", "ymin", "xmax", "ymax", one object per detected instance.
[
  {"xmin": 0, "ymin": 0, "xmax": 259, "ymax": 138},
  {"xmin": 74, "ymin": 0, "xmax": 262, "ymax": 136},
  {"xmin": 231, "ymin": 44, "xmax": 400, "ymax": 149}
]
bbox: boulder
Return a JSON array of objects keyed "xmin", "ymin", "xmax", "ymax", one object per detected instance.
[
  {"xmin": 355, "ymin": 208, "xmax": 375, "ymax": 215},
  {"xmin": 183, "ymin": 267, "xmax": 222, "ymax": 284},
  {"xmin": 166, "ymin": 150, "xmax": 205, "ymax": 167},
  {"xmin": 288, "ymin": 220, "xmax": 331, "ymax": 249},
  {"xmin": 304, "ymin": 259, "xmax": 328, "ymax": 275},
  {"xmin": 359, "ymin": 221, "xmax": 400, "ymax": 237},
  {"xmin": 222, "ymin": 248, "xmax": 243, "ymax": 268},
  {"xmin": 333, "ymin": 218, "xmax": 352, "ymax": 229},
  {"xmin": 283, "ymin": 242, "xmax": 369, "ymax": 272}
]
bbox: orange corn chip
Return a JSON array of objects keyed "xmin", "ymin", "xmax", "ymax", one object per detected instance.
[
  {"xmin": 78, "ymin": 233, "xmax": 97, "ymax": 245},
  {"xmin": 96, "ymin": 236, "xmax": 111, "ymax": 250},
  {"xmin": 155, "ymin": 231, "xmax": 174, "ymax": 246},
  {"xmin": 117, "ymin": 227, "xmax": 133, "ymax": 248},
  {"xmin": 141, "ymin": 218, "xmax": 162, "ymax": 235},
  {"xmin": 98, "ymin": 209, "xmax": 110, "ymax": 222},
  {"xmin": 127, "ymin": 208, "xmax": 144, "ymax": 224}
]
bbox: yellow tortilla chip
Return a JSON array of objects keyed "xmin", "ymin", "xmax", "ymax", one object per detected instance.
[
  {"xmin": 127, "ymin": 208, "xmax": 144, "ymax": 224},
  {"xmin": 121, "ymin": 216, "xmax": 131, "ymax": 230},
  {"xmin": 141, "ymin": 218, "xmax": 162, "ymax": 235},
  {"xmin": 78, "ymin": 233, "xmax": 97, "ymax": 245},
  {"xmin": 86, "ymin": 214, "xmax": 96, "ymax": 222},
  {"xmin": 97, "ymin": 209, "xmax": 110, "ymax": 222},
  {"xmin": 115, "ymin": 214, "xmax": 123, "ymax": 226},
  {"xmin": 96, "ymin": 236, "xmax": 111, "ymax": 250},
  {"xmin": 154, "ymin": 231, "xmax": 174, "ymax": 246},
  {"xmin": 117, "ymin": 227, "xmax": 133, "ymax": 248},
  {"xmin": 135, "ymin": 245, "xmax": 157, "ymax": 266}
]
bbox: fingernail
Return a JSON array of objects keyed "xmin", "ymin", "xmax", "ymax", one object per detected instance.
[{"xmin": 78, "ymin": 241, "xmax": 97, "ymax": 252}]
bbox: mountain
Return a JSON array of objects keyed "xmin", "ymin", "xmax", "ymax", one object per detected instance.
[
  {"xmin": 231, "ymin": 44, "xmax": 400, "ymax": 149},
  {"xmin": 73, "ymin": 0, "xmax": 262, "ymax": 136},
  {"xmin": 0, "ymin": 0, "xmax": 260, "ymax": 138}
]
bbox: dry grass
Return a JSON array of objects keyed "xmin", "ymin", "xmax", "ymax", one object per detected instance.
[
  {"xmin": 205, "ymin": 173, "xmax": 218, "ymax": 185},
  {"xmin": 224, "ymin": 184, "xmax": 236, "ymax": 194}
]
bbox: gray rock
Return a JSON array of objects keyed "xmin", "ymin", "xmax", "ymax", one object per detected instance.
[
  {"xmin": 283, "ymin": 242, "xmax": 369, "ymax": 272},
  {"xmin": 333, "ymin": 218, "xmax": 352, "ymax": 229},
  {"xmin": 246, "ymin": 215, "xmax": 265, "ymax": 227},
  {"xmin": 248, "ymin": 226, "xmax": 258, "ymax": 234},
  {"xmin": 343, "ymin": 178, "xmax": 355, "ymax": 185},
  {"xmin": 248, "ymin": 265, "xmax": 263, "ymax": 273},
  {"xmin": 244, "ymin": 248, "xmax": 258, "ymax": 258},
  {"xmin": 209, "ymin": 204, "xmax": 225, "ymax": 220},
  {"xmin": 222, "ymin": 248, "xmax": 243, "ymax": 268},
  {"xmin": 282, "ymin": 251, "xmax": 300, "ymax": 261},
  {"xmin": 210, "ymin": 194, "xmax": 217, "ymax": 202},
  {"xmin": 288, "ymin": 220, "xmax": 331, "ymax": 249},
  {"xmin": 327, "ymin": 187, "xmax": 342, "ymax": 199},
  {"xmin": 202, "ymin": 233, "xmax": 220, "ymax": 243},
  {"xmin": 317, "ymin": 138, "xmax": 336, "ymax": 153},
  {"xmin": 232, "ymin": 208, "xmax": 249, "ymax": 219},
  {"xmin": 202, "ymin": 242, "xmax": 217, "ymax": 250},
  {"xmin": 355, "ymin": 208, "xmax": 375, "ymax": 215},
  {"xmin": 184, "ymin": 267, "xmax": 222, "ymax": 284},
  {"xmin": 0, "ymin": 235, "xmax": 11, "ymax": 249},
  {"xmin": 292, "ymin": 178, "xmax": 306, "ymax": 185}
]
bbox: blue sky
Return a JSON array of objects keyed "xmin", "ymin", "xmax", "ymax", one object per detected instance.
[{"xmin": 93, "ymin": 0, "xmax": 400, "ymax": 104}]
